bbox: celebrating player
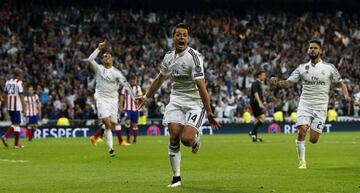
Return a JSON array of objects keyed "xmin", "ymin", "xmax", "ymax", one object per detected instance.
[
  {"xmin": 86, "ymin": 40, "xmax": 135, "ymax": 157},
  {"xmin": 270, "ymin": 39, "xmax": 350, "ymax": 169},
  {"xmin": 136, "ymin": 23, "xmax": 220, "ymax": 187}
]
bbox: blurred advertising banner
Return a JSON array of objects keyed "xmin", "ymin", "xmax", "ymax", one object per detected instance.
[{"xmin": 0, "ymin": 122, "xmax": 359, "ymax": 138}]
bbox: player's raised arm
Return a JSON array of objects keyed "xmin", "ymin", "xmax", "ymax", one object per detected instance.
[
  {"xmin": 87, "ymin": 41, "xmax": 107, "ymax": 70},
  {"xmin": 136, "ymin": 73, "xmax": 167, "ymax": 110},
  {"xmin": 196, "ymin": 79, "xmax": 220, "ymax": 130}
]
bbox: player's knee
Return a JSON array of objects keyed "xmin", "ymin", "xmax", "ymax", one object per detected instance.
[
  {"xmin": 259, "ymin": 115, "xmax": 266, "ymax": 123},
  {"xmin": 309, "ymin": 138, "xmax": 318, "ymax": 144},
  {"xmin": 180, "ymin": 135, "xmax": 192, "ymax": 147},
  {"xmin": 170, "ymin": 134, "xmax": 180, "ymax": 145},
  {"xmin": 125, "ymin": 120, "xmax": 131, "ymax": 128}
]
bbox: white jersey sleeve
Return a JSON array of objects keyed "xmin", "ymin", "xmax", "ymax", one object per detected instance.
[
  {"xmin": 115, "ymin": 70, "xmax": 136, "ymax": 100},
  {"xmin": 160, "ymin": 52, "xmax": 171, "ymax": 76},
  {"xmin": 190, "ymin": 50, "xmax": 205, "ymax": 80},
  {"xmin": 287, "ymin": 65, "xmax": 301, "ymax": 83},
  {"xmin": 87, "ymin": 48, "xmax": 101, "ymax": 72},
  {"xmin": 329, "ymin": 63, "xmax": 342, "ymax": 82}
]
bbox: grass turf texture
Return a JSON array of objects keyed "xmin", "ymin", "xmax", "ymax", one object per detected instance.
[{"xmin": 0, "ymin": 132, "xmax": 359, "ymax": 193}]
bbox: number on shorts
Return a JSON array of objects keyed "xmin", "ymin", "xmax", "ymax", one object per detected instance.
[
  {"xmin": 316, "ymin": 122, "xmax": 323, "ymax": 130},
  {"xmin": 188, "ymin": 113, "xmax": 198, "ymax": 123}
]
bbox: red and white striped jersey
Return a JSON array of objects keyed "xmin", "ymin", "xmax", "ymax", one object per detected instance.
[
  {"xmin": 121, "ymin": 85, "xmax": 143, "ymax": 111},
  {"xmin": 4, "ymin": 78, "xmax": 24, "ymax": 111},
  {"xmin": 25, "ymin": 94, "xmax": 40, "ymax": 116}
]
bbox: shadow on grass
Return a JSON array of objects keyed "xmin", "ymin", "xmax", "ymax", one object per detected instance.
[
  {"xmin": 313, "ymin": 167, "xmax": 360, "ymax": 174},
  {"xmin": 180, "ymin": 186, "xmax": 248, "ymax": 193}
]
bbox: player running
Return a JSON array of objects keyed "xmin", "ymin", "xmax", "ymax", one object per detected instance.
[{"xmin": 270, "ymin": 39, "xmax": 350, "ymax": 169}]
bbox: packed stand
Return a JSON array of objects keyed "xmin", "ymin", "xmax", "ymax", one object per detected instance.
[{"xmin": 0, "ymin": 3, "xmax": 359, "ymax": 125}]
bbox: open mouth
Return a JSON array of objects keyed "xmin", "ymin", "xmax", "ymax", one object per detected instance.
[{"xmin": 178, "ymin": 41, "xmax": 185, "ymax": 46}]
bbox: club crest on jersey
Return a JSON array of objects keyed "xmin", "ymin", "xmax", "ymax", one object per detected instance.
[
  {"xmin": 181, "ymin": 63, "xmax": 186, "ymax": 69},
  {"xmin": 305, "ymin": 65, "xmax": 310, "ymax": 73}
]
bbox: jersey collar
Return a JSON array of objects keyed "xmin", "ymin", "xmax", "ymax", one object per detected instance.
[
  {"xmin": 310, "ymin": 59, "xmax": 322, "ymax": 67},
  {"xmin": 175, "ymin": 47, "xmax": 190, "ymax": 58}
]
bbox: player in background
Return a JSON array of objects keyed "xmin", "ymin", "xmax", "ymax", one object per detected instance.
[
  {"xmin": 1, "ymin": 69, "xmax": 27, "ymax": 148},
  {"xmin": 136, "ymin": 23, "xmax": 220, "ymax": 187},
  {"xmin": 24, "ymin": 86, "xmax": 41, "ymax": 141},
  {"xmin": 249, "ymin": 69, "xmax": 267, "ymax": 142},
  {"xmin": 119, "ymin": 75, "xmax": 143, "ymax": 144},
  {"xmin": 86, "ymin": 40, "xmax": 135, "ymax": 156},
  {"xmin": 270, "ymin": 39, "xmax": 350, "ymax": 169}
]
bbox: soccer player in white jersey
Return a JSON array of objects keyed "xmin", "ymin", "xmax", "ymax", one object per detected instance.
[
  {"xmin": 86, "ymin": 40, "xmax": 135, "ymax": 157},
  {"xmin": 136, "ymin": 23, "xmax": 220, "ymax": 187},
  {"xmin": 270, "ymin": 39, "xmax": 350, "ymax": 169},
  {"xmin": 1, "ymin": 69, "xmax": 27, "ymax": 148},
  {"xmin": 24, "ymin": 86, "xmax": 41, "ymax": 141}
]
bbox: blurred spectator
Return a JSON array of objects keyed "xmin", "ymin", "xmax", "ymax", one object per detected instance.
[{"xmin": 0, "ymin": 1, "xmax": 359, "ymax": 124}]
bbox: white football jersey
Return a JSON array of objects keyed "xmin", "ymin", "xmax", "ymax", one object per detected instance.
[
  {"xmin": 287, "ymin": 60, "xmax": 342, "ymax": 111},
  {"xmin": 160, "ymin": 47, "xmax": 205, "ymax": 102},
  {"xmin": 88, "ymin": 49, "xmax": 135, "ymax": 100}
]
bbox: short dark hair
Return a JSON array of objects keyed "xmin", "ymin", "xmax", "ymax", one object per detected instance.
[
  {"xmin": 14, "ymin": 68, "xmax": 23, "ymax": 77},
  {"xmin": 128, "ymin": 74, "xmax": 137, "ymax": 80},
  {"xmin": 255, "ymin": 69, "xmax": 266, "ymax": 77},
  {"xmin": 102, "ymin": 51, "xmax": 112, "ymax": 57},
  {"xmin": 172, "ymin": 23, "xmax": 190, "ymax": 36},
  {"xmin": 309, "ymin": 39, "xmax": 322, "ymax": 48}
]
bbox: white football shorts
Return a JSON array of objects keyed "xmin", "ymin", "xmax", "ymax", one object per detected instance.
[
  {"xmin": 96, "ymin": 98, "xmax": 118, "ymax": 123},
  {"xmin": 163, "ymin": 97, "xmax": 206, "ymax": 131},
  {"xmin": 296, "ymin": 107, "xmax": 327, "ymax": 133}
]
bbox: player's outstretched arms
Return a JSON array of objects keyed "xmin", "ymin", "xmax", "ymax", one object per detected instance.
[
  {"xmin": 135, "ymin": 73, "xmax": 168, "ymax": 111},
  {"xmin": 196, "ymin": 79, "xmax": 221, "ymax": 130},
  {"xmin": 338, "ymin": 81, "xmax": 351, "ymax": 103},
  {"xmin": 270, "ymin": 77, "xmax": 295, "ymax": 89}
]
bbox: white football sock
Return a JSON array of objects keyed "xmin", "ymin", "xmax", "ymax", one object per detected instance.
[
  {"xmin": 106, "ymin": 129, "xmax": 113, "ymax": 150},
  {"xmin": 296, "ymin": 139, "xmax": 306, "ymax": 162},
  {"xmin": 168, "ymin": 145, "xmax": 181, "ymax": 177}
]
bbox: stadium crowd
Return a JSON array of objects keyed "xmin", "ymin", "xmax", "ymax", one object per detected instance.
[{"xmin": 0, "ymin": 1, "xmax": 359, "ymax": 124}]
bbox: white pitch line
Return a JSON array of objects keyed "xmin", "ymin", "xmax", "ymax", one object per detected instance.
[{"xmin": 0, "ymin": 159, "xmax": 29, "ymax": 163}]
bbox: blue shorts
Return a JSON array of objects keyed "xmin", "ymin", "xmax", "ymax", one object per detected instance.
[
  {"xmin": 125, "ymin": 110, "xmax": 139, "ymax": 123},
  {"xmin": 27, "ymin": 116, "xmax": 38, "ymax": 125},
  {"xmin": 8, "ymin": 111, "xmax": 21, "ymax": 124}
]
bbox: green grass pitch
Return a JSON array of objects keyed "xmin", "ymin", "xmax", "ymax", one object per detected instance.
[{"xmin": 0, "ymin": 132, "xmax": 359, "ymax": 193}]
